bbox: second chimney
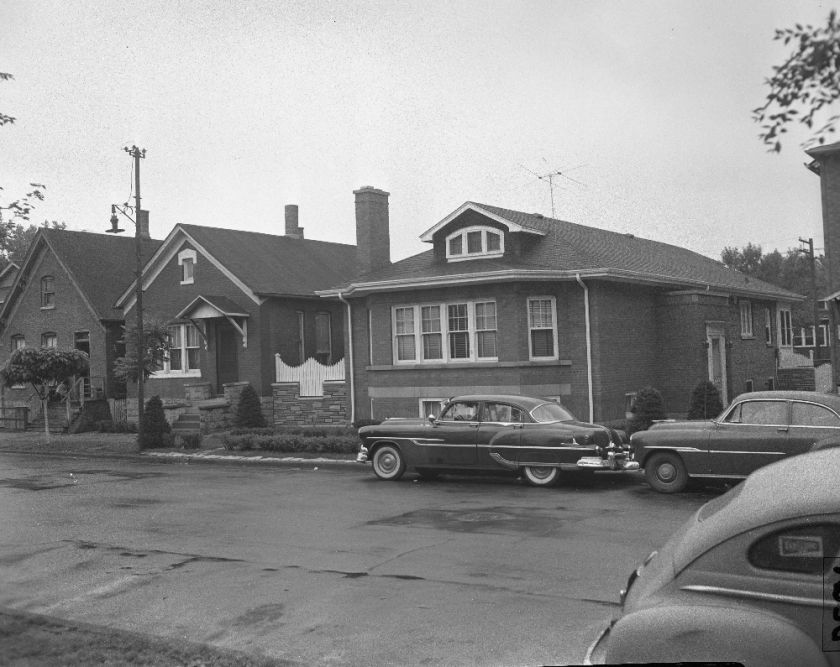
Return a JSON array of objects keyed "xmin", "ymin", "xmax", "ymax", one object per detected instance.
[
  {"xmin": 354, "ymin": 186, "xmax": 391, "ymax": 275},
  {"xmin": 285, "ymin": 204, "xmax": 304, "ymax": 239}
]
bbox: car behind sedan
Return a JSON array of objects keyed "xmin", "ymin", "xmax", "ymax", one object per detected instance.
[
  {"xmin": 632, "ymin": 390, "xmax": 840, "ymax": 493},
  {"xmin": 586, "ymin": 448, "xmax": 840, "ymax": 665},
  {"xmin": 357, "ymin": 394, "xmax": 638, "ymax": 486}
]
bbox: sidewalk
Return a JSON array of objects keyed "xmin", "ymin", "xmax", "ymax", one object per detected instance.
[{"xmin": 0, "ymin": 431, "xmax": 359, "ymax": 470}]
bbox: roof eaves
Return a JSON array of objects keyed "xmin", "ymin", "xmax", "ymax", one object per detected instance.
[{"xmin": 418, "ymin": 202, "xmax": 547, "ymax": 243}]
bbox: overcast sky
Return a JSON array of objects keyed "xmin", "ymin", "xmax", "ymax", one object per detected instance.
[{"xmin": 2, "ymin": 0, "xmax": 835, "ymax": 262}]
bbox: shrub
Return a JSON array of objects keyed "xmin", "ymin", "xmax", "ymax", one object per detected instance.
[
  {"xmin": 687, "ymin": 380, "xmax": 724, "ymax": 420},
  {"xmin": 178, "ymin": 432, "xmax": 203, "ymax": 449},
  {"xmin": 138, "ymin": 395, "xmax": 171, "ymax": 449},
  {"xmin": 234, "ymin": 385, "xmax": 267, "ymax": 428},
  {"xmin": 221, "ymin": 431, "xmax": 358, "ymax": 454},
  {"xmin": 627, "ymin": 386, "xmax": 666, "ymax": 435}
]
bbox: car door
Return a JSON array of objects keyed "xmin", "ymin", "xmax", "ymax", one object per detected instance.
[
  {"xmin": 477, "ymin": 401, "xmax": 523, "ymax": 468},
  {"xmin": 426, "ymin": 400, "xmax": 480, "ymax": 467},
  {"xmin": 788, "ymin": 400, "xmax": 840, "ymax": 454},
  {"xmin": 707, "ymin": 399, "xmax": 790, "ymax": 477}
]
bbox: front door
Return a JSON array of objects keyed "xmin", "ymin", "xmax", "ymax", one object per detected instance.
[
  {"xmin": 216, "ymin": 320, "xmax": 238, "ymax": 394},
  {"xmin": 706, "ymin": 323, "xmax": 728, "ymax": 404}
]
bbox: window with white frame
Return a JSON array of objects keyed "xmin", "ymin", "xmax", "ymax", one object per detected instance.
[
  {"xmin": 528, "ymin": 296, "xmax": 559, "ymax": 359},
  {"xmin": 40, "ymin": 276, "xmax": 55, "ymax": 308},
  {"xmin": 445, "ymin": 226, "xmax": 504, "ymax": 261},
  {"xmin": 779, "ymin": 308, "xmax": 793, "ymax": 347},
  {"xmin": 156, "ymin": 323, "xmax": 201, "ymax": 375},
  {"xmin": 11, "ymin": 334, "xmax": 25, "ymax": 351},
  {"xmin": 764, "ymin": 308, "xmax": 772, "ymax": 345},
  {"xmin": 393, "ymin": 300, "xmax": 498, "ymax": 363},
  {"xmin": 41, "ymin": 332, "xmax": 57, "ymax": 348},
  {"xmin": 739, "ymin": 300, "xmax": 753, "ymax": 337},
  {"xmin": 419, "ymin": 398, "xmax": 445, "ymax": 419},
  {"xmin": 178, "ymin": 248, "xmax": 197, "ymax": 285}
]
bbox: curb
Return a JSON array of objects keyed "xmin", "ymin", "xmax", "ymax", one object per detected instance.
[{"xmin": 143, "ymin": 450, "xmax": 361, "ymax": 471}]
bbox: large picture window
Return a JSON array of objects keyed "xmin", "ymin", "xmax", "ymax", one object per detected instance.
[
  {"xmin": 155, "ymin": 323, "xmax": 201, "ymax": 376},
  {"xmin": 393, "ymin": 300, "xmax": 498, "ymax": 363},
  {"xmin": 528, "ymin": 297, "xmax": 558, "ymax": 359}
]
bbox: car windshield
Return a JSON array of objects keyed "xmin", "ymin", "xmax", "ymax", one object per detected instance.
[{"xmin": 530, "ymin": 402, "xmax": 575, "ymax": 423}]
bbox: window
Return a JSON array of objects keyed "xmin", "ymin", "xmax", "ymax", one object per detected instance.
[
  {"xmin": 790, "ymin": 402, "xmax": 840, "ymax": 428},
  {"xmin": 315, "ymin": 312, "xmax": 332, "ymax": 363},
  {"xmin": 818, "ymin": 323, "xmax": 829, "ymax": 348},
  {"xmin": 445, "ymin": 226, "xmax": 504, "ymax": 261},
  {"xmin": 793, "ymin": 326, "xmax": 816, "ymax": 348},
  {"xmin": 528, "ymin": 297, "xmax": 558, "ymax": 359},
  {"xmin": 419, "ymin": 399, "xmax": 445, "ymax": 419},
  {"xmin": 779, "ymin": 309, "xmax": 793, "ymax": 347},
  {"xmin": 156, "ymin": 323, "xmax": 201, "ymax": 375},
  {"xmin": 483, "ymin": 402, "xmax": 527, "ymax": 423},
  {"xmin": 11, "ymin": 335, "xmax": 25, "ymax": 351},
  {"xmin": 296, "ymin": 311, "xmax": 305, "ymax": 363},
  {"xmin": 748, "ymin": 523, "xmax": 840, "ymax": 575},
  {"xmin": 177, "ymin": 248, "xmax": 197, "ymax": 285},
  {"xmin": 40, "ymin": 276, "xmax": 55, "ymax": 308},
  {"xmin": 439, "ymin": 400, "xmax": 479, "ymax": 422},
  {"xmin": 739, "ymin": 300, "xmax": 753, "ymax": 337},
  {"xmin": 724, "ymin": 400, "xmax": 787, "ymax": 425},
  {"xmin": 745, "ymin": 379, "xmax": 754, "ymax": 393},
  {"xmin": 764, "ymin": 308, "xmax": 772, "ymax": 345},
  {"xmin": 41, "ymin": 332, "xmax": 57, "ymax": 348},
  {"xmin": 393, "ymin": 301, "xmax": 498, "ymax": 364}
]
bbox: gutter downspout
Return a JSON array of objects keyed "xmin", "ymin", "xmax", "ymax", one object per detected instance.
[
  {"xmin": 337, "ymin": 290, "xmax": 356, "ymax": 425},
  {"xmin": 575, "ymin": 273, "xmax": 595, "ymax": 423}
]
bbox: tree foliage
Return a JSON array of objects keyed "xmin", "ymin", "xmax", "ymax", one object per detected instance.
[
  {"xmin": 113, "ymin": 320, "xmax": 173, "ymax": 383},
  {"xmin": 687, "ymin": 380, "xmax": 724, "ymax": 420},
  {"xmin": 627, "ymin": 386, "xmax": 667, "ymax": 435},
  {"xmin": 138, "ymin": 395, "xmax": 171, "ymax": 449},
  {"xmin": 0, "ymin": 220, "xmax": 66, "ymax": 271},
  {"xmin": 234, "ymin": 384, "xmax": 267, "ymax": 428},
  {"xmin": 754, "ymin": 11, "xmax": 840, "ymax": 151}
]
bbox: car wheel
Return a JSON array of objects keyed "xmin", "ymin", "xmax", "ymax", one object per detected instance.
[
  {"xmin": 371, "ymin": 444, "xmax": 406, "ymax": 481},
  {"xmin": 645, "ymin": 452, "xmax": 688, "ymax": 493},
  {"xmin": 522, "ymin": 465, "xmax": 560, "ymax": 487}
]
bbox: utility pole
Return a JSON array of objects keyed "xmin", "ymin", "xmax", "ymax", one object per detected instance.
[{"xmin": 799, "ymin": 237, "xmax": 821, "ymax": 362}]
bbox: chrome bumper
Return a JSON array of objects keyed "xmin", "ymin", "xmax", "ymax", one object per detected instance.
[
  {"xmin": 356, "ymin": 445, "xmax": 369, "ymax": 464},
  {"xmin": 576, "ymin": 455, "xmax": 640, "ymax": 471}
]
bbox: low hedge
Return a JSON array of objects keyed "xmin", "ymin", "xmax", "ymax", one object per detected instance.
[{"xmin": 222, "ymin": 426, "xmax": 359, "ymax": 454}]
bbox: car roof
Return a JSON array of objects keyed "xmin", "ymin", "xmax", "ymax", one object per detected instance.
[
  {"xmin": 448, "ymin": 394, "xmax": 554, "ymax": 409},
  {"xmin": 674, "ymin": 448, "xmax": 840, "ymax": 569},
  {"xmin": 731, "ymin": 390, "xmax": 840, "ymax": 412}
]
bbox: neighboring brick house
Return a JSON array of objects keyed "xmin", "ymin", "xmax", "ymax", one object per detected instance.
[
  {"xmin": 114, "ymin": 206, "xmax": 357, "ymax": 408},
  {"xmin": 323, "ymin": 192, "xmax": 803, "ymax": 425},
  {"xmin": 0, "ymin": 262, "xmax": 20, "ymax": 307},
  {"xmin": 0, "ymin": 228, "xmax": 163, "ymax": 404}
]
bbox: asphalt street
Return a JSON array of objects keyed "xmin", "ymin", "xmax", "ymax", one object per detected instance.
[{"xmin": 0, "ymin": 452, "xmax": 717, "ymax": 665}]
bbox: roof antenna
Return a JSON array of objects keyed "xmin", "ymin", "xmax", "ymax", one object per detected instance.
[{"xmin": 520, "ymin": 160, "xmax": 587, "ymax": 218}]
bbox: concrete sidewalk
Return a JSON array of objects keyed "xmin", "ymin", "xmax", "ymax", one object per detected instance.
[{"xmin": 0, "ymin": 431, "xmax": 359, "ymax": 470}]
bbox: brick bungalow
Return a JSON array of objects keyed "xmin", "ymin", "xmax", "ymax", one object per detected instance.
[
  {"xmin": 114, "ymin": 206, "xmax": 357, "ymax": 416},
  {"xmin": 0, "ymin": 227, "xmax": 163, "ymax": 404},
  {"xmin": 323, "ymin": 191, "xmax": 803, "ymax": 425}
]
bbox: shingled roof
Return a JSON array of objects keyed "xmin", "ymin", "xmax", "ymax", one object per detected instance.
[{"xmin": 323, "ymin": 202, "xmax": 803, "ymax": 301}]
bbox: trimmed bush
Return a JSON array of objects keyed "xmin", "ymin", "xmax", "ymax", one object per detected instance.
[
  {"xmin": 687, "ymin": 380, "xmax": 724, "ymax": 420},
  {"xmin": 138, "ymin": 395, "xmax": 171, "ymax": 449},
  {"xmin": 234, "ymin": 385, "xmax": 267, "ymax": 428},
  {"xmin": 627, "ymin": 386, "xmax": 667, "ymax": 435},
  {"xmin": 221, "ymin": 431, "xmax": 358, "ymax": 454}
]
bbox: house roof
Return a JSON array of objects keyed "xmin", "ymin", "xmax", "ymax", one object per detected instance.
[
  {"xmin": 0, "ymin": 228, "xmax": 163, "ymax": 327},
  {"xmin": 117, "ymin": 223, "xmax": 358, "ymax": 309},
  {"xmin": 322, "ymin": 202, "xmax": 804, "ymax": 301}
]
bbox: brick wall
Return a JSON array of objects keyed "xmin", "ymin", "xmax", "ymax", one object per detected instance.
[
  {"xmin": 272, "ymin": 381, "xmax": 348, "ymax": 426},
  {"xmin": 777, "ymin": 367, "xmax": 816, "ymax": 391}
]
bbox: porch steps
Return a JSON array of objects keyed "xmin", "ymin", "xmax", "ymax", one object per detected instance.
[
  {"xmin": 171, "ymin": 408, "xmax": 201, "ymax": 434},
  {"xmin": 26, "ymin": 403, "xmax": 74, "ymax": 433}
]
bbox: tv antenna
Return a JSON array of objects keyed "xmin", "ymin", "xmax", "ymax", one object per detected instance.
[{"xmin": 521, "ymin": 161, "xmax": 587, "ymax": 218}]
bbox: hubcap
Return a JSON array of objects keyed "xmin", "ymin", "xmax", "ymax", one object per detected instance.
[
  {"xmin": 378, "ymin": 452, "xmax": 397, "ymax": 473},
  {"xmin": 657, "ymin": 462, "xmax": 676, "ymax": 482},
  {"xmin": 531, "ymin": 467, "xmax": 553, "ymax": 480}
]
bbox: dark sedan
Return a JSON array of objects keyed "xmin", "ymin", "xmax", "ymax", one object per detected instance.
[
  {"xmin": 357, "ymin": 394, "xmax": 638, "ymax": 486},
  {"xmin": 632, "ymin": 390, "xmax": 840, "ymax": 493}
]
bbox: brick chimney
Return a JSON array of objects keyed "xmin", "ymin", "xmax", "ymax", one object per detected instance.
[
  {"xmin": 354, "ymin": 186, "xmax": 391, "ymax": 274},
  {"xmin": 285, "ymin": 204, "xmax": 304, "ymax": 239},
  {"xmin": 137, "ymin": 209, "xmax": 151, "ymax": 239}
]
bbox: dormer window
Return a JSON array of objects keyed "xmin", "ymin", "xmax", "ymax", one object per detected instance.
[
  {"xmin": 445, "ymin": 226, "xmax": 504, "ymax": 261},
  {"xmin": 178, "ymin": 248, "xmax": 197, "ymax": 285}
]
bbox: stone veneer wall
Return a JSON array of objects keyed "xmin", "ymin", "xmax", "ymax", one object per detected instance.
[{"xmin": 272, "ymin": 381, "xmax": 348, "ymax": 426}]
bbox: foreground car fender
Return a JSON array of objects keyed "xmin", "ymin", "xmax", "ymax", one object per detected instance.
[{"xmin": 600, "ymin": 605, "xmax": 828, "ymax": 666}]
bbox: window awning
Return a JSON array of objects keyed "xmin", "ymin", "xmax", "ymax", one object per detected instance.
[{"xmin": 176, "ymin": 295, "xmax": 249, "ymax": 348}]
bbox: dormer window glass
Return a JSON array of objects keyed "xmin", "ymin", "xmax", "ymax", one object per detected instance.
[
  {"xmin": 178, "ymin": 248, "xmax": 197, "ymax": 285},
  {"xmin": 40, "ymin": 276, "xmax": 55, "ymax": 308},
  {"xmin": 445, "ymin": 226, "xmax": 504, "ymax": 261}
]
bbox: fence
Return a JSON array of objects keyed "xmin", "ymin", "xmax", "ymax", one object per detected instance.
[{"xmin": 275, "ymin": 356, "xmax": 345, "ymax": 397}]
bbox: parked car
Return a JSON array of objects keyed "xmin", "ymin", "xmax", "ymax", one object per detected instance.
[
  {"xmin": 632, "ymin": 390, "xmax": 840, "ymax": 493},
  {"xmin": 585, "ymin": 447, "xmax": 840, "ymax": 665},
  {"xmin": 356, "ymin": 394, "xmax": 639, "ymax": 486}
]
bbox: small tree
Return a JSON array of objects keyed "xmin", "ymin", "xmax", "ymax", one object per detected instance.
[
  {"xmin": 235, "ymin": 384, "xmax": 267, "ymax": 428},
  {"xmin": 138, "ymin": 395, "xmax": 171, "ymax": 449},
  {"xmin": 1, "ymin": 347, "xmax": 89, "ymax": 439},
  {"xmin": 687, "ymin": 380, "xmax": 724, "ymax": 420},
  {"xmin": 113, "ymin": 320, "xmax": 172, "ymax": 383},
  {"xmin": 627, "ymin": 386, "xmax": 667, "ymax": 436}
]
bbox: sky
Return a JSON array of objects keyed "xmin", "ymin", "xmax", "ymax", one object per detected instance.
[{"xmin": 2, "ymin": 0, "xmax": 837, "ymax": 263}]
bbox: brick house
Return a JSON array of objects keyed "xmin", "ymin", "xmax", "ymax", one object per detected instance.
[
  {"xmin": 323, "ymin": 192, "xmax": 803, "ymax": 425},
  {"xmin": 0, "ymin": 228, "xmax": 163, "ymax": 405},
  {"xmin": 0, "ymin": 262, "xmax": 20, "ymax": 307},
  {"xmin": 114, "ymin": 206, "xmax": 357, "ymax": 413}
]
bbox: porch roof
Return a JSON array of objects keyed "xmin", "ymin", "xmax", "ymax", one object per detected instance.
[{"xmin": 176, "ymin": 295, "xmax": 250, "ymax": 320}]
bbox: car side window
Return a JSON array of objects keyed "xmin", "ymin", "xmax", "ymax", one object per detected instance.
[
  {"xmin": 439, "ymin": 401, "xmax": 479, "ymax": 422},
  {"xmin": 483, "ymin": 403, "xmax": 526, "ymax": 423},
  {"xmin": 790, "ymin": 402, "xmax": 840, "ymax": 428},
  {"xmin": 730, "ymin": 400, "xmax": 788, "ymax": 426},
  {"xmin": 748, "ymin": 523, "xmax": 840, "ymax": 575}
]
